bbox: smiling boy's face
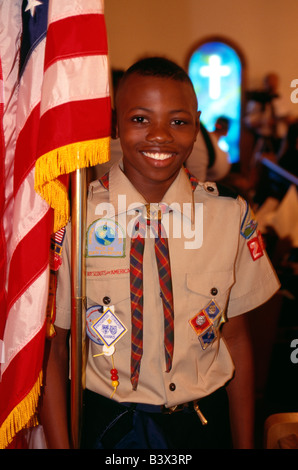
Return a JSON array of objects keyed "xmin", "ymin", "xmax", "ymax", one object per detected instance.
[{"xmin": 116, "ymin": 73, "xmax": 200, "ymax": 201}]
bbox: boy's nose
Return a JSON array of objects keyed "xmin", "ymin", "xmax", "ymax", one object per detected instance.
[{"xmin": 146, "ymin": 123, "xmax": 173, "ymax": 143}]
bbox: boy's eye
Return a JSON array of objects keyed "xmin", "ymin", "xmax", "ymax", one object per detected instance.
[
  {"xmin": 131, "ymin": 116, "xmax": 148, "ymax": 123},
  {"xmin": 171, "ymin": 119, "xmax": 187, "ymax": 126}
]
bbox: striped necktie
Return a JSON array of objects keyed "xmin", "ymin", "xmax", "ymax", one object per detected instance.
[{"xmin": 130, "ymin": 204, "xmax": 174, "ymax": 390}]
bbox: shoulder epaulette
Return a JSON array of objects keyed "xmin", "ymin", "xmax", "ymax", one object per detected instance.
[{"xmin": 216, "ymin": 182, "xmax": 238, "ymax": 199}]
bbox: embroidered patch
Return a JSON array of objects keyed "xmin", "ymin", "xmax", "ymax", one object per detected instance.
[
  {"xmin": 189, "ymin": 311, "xmax": 212, "ymax": 336},
  {"xmin": 240, "ymin": 201, "xmax": 258, "ymax": 239},
  {"xmin": 199, "ymin": 327, "xmax": 217, "ymax": 350},
  {"xmin": 247, "ymin": 233, "xmax": 264, "ymax": 261},
  {"xmin": 91, "ymin": 306, "xmax": 127, "ymax": 348},
  {"xmin": 204, "ymin": 300, "xmax": 221, "ymax": 320},
  {"xmin": 86, "ymin": 305, "xmax": 104, "ymax": 345},
  {"xmin": 86, "ymin": 218, "xmax": 125, "ymax": 258}
]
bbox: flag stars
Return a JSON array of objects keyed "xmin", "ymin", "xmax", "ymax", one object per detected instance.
[{"xmin": 25, "ymin": 0, "xmax": 43, "ymax": 17}]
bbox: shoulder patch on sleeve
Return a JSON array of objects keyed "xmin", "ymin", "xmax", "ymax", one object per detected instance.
[{"xmin": 239, "ymin": 196, "xmax": 258, "ymax": 239}]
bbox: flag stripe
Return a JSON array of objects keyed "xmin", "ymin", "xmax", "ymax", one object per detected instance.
[
  {"xmin": 15, "ymin": 39, "xmax": 46, "ymax": 143},
  {"xmin": 0, "ymin": 54, "xmax": 6, "ymax": 340},
  {"xmin": 0, "ymin": 324, "xmax": 46, "ymax": 441},
  {"xmin": 2, "ymin": 269, "xmax": 49, "ymax": 375},
  {"xmin": 7, "ymin": 210, "xmax": 52, "ymax": 314},
  {"xmin": 41, "ymin": 55, "xmax": 110, "ymax": 116},
  {"xmin": 7, "ymin": 168, "xmax": 49, "ymax": 278},
  {"xmin": 1, "ymin": 324, "xmax": 45, "ymax": 400},
  {"xmin": 44, "ymin": 14, "xmax": 108, "ymax": 69},
  {"xmin": 14, "ymin": 106, "xmax": 40, "ymax": 195},
  {"xmin": 38, "ymin": 97, "xmax": 111, "ymax": 156},
  {"xmin": 49, "ymin": 0, "xmax": 104, "ymax": 21}
]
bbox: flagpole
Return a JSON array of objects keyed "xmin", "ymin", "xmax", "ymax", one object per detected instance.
[{"xmin": 70, "ymin": 168, "xmax": 87, "ymax": 450}]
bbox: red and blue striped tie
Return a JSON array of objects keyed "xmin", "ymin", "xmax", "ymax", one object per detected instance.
[
  {"xmin": 130, "ymin": 214, "xmax": 146, "ymax": 390},
  {"xmin": 130, "ymin": 205, "xmax": 174, "ymax": 390}
]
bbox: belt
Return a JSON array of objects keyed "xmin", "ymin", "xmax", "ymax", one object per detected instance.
[
  {"xmin": 162, "ymin": 400, "xmax": 208, "ymax": 425},
  {"xmin": 121, "ymin": 399, "xmax": 208, "ymax": 425}
]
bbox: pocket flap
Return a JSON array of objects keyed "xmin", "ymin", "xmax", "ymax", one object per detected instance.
[
  {"xmin": 87, "ymin": 273, "xmax": 131, "ymax": 307},
  {"xmin": 187, "ymin": 270, "xmax": 234, "ymax": 297}
]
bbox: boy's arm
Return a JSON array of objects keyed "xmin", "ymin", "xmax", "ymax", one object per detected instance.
[
  {"xmin": 39, "ymin": 326, "xmax": 71, "ymax": 449},
  {"xmin": 222, "ymin": 313, "xmax": 255, "ymax": 449}
]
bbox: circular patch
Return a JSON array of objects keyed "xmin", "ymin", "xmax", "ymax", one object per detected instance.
[{"xmin": 86, "ymin": 305, "xmax": 104, "ymax": 345}]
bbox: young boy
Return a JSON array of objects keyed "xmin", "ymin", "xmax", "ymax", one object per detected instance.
[{"xmin": 40, "ymin": 57, "xmax": 280, "ymax": 450}]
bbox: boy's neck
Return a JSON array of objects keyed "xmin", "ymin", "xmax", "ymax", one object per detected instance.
[
  {"xmin": 132, "ymin": 179, "xmax": 169, "ymax": 203},
  {"xmin": 124, "ymin": 169, "xmax": 180, "ymax": 203}
]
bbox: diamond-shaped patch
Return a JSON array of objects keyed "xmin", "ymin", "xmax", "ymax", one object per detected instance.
[{"xmin": 91, "ymin": 307, "xmax": 127, "ymax": 347}]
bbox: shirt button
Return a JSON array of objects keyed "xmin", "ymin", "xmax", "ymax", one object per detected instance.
[
  {"xmin": 210, "ymin": 287, "xmax": 218, "ymax": 296},
  {"xmin": 103, "ymin": 296, "xmax": 111, "ymax": 305},
  {"xmin": 169, "ymin": 383, "xmax": 176, "ymax": 391}
]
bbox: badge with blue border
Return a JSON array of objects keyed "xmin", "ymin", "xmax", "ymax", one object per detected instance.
[
  {"xmin": 240, "ymin": 201, "xmax": 258, "ymax": 239},
  {"xmin": 204, "ymin": 300, "xmax": 220, "ymax": 320},
  {"xmin": 91, "ymin": 306, "xmax": 127, "ymax": 348},
  {"xmin": 199, "ymin": 327, "xmax": 217, "ymax": 350},
  {"xmin": 86, "ymin": 218, "xmax": 125, "ymax": 258}
]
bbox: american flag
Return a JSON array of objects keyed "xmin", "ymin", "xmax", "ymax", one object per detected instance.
[{"xmin": 0, "ymin": 0, "xmax": 111, "ymax": 448}]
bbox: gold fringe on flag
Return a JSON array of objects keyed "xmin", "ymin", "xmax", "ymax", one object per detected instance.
[
  {"xmin": 0, "ymin": 371, "xmax": 43, "ymax": 449},
  {"xmin": 34, "ymin": 137, "xmax": 110, "ymax": 233}
]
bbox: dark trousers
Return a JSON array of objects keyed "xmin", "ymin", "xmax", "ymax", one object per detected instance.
[{"xmin": 81, "ymin": 387, "xmax": 232, "ymax": 449}]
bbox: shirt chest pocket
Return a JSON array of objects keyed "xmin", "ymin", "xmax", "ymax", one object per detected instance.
[
  {"xmin": 186, "ymin": 270, "xmax": 235, "ymax": 344},
  {"xmin": 87, "ymin": 272, "xmax": 130, "ymax": 304}
]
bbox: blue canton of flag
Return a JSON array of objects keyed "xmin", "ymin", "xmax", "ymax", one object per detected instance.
[{"xmin": 19, "ymin": 0, "xmax": 49, "ymax": 78}]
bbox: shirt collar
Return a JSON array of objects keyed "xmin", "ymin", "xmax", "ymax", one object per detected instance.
[{"xmin": 107, "ymin": 161, "xmax": 194, "ymax": 221}]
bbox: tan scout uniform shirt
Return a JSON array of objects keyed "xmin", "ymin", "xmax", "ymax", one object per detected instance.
[{"xmin": 55, "ymin": 163, "xmax": 280, "ymax": 408}]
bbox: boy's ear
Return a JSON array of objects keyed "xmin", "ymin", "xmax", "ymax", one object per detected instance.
[{"xmin": 195, "ymin": 111, "xmax": 201, "ymax": 138}]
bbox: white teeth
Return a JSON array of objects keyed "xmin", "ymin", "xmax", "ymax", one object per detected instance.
[{"xmin": 143, "ymin": 152, "xmax": 173, "ymax": 160}]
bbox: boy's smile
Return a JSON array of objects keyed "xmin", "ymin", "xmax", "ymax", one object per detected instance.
[{"xmin": 116, "ymin": 74, "xmax": 200, "ymax": 202}]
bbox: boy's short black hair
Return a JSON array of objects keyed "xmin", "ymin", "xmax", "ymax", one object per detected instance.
[
  {"xmin": 124, "ymin": 56, "xmax": 193, "ymax": 84},
  {"xmin": 115, "ymin": 56, "xmax": 197, "ymax": 107}
]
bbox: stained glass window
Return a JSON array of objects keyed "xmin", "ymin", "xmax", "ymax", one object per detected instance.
[{"xmin": 188, "ymin": 41, "xmax": 242, "ymax": 164}]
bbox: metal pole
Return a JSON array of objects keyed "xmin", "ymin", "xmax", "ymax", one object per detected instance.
[{"xmin": 70, "ymin": 168, "xmax": 87, "ymax": 449}]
